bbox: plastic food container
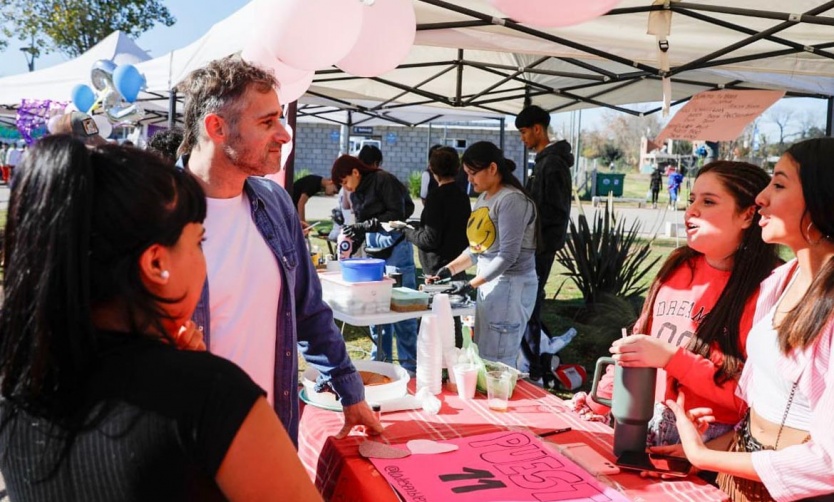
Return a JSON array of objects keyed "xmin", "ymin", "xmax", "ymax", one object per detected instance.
[
  {"xmin": 390, "ymin": 287, "xmax": 430, "ymax": 312},
  {"xmin": 340, "ymin": 258, "xmax": 386, "ymax": 282},
  {"xmin": 319, "ymin": 272, "xmax": 394, "ymax": 315},
  {"xmin": 302, "ymin": 360, "xmax": 409, "ymax": 409}
]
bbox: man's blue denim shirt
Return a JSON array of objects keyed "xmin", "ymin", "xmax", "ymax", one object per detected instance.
[{"xmin": 191, "ymin": 176, "xmax": 364, "ymax": 445}]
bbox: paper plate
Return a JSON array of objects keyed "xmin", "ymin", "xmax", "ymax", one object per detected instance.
[{"xmin": 299, "ymin": 388, "xmax": 343, "ymax": 412}]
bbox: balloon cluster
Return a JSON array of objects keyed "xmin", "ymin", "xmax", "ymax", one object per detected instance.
[
  {"xmin": 69, "ymin": 60, "xmax": 146, "ymax": 129},
  {"xmin": 489, "ymin": 0, "xmax": 622, "ymax": 28},
  {"xmin": 241, "ymin": 0, "xmax": 416, "ymax": 104}
]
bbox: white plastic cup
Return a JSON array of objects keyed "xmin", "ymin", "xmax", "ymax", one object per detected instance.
[
  {"xmin": 453, "ymin": 363, "xmax": 478, "ymax": 400},
  {"xmin": 486, "ymin": 370, "xmax": 511, "ymax": 411}
]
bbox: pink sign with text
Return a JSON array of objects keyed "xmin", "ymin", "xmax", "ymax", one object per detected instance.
[{"xmin": 370, "ymin": 430, "xmax": 629, "ymax": 502}]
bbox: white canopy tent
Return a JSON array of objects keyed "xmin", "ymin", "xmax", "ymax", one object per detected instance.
[
  {"xmin": 3, "ymin": 1, "xmax": 834, "ymax": 128},
  {"xmin": 131, "ymin": 0, "xmax": 834, "ymax": 127}
]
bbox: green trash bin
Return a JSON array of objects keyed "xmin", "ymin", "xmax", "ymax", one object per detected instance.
[{"xmin": 595, "ymin": 172, "xmax": 625, "ymax": 197}]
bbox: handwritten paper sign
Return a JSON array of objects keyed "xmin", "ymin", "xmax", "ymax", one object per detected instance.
[
  {"xmin": 370, "ymin": 430, "xmax": 629, "ymax": 502},
  {"xmin": 656, "ymin": 89, "xmax": 785, "ymax": 143}
]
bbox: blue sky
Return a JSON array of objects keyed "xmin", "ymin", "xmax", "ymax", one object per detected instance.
[
  {"xmin": 1, "ymin": 0, "xmax": 249, "ymax": 76},
  {"xmin": 1, "ymin": 0, "xmax": 826, "ymax": 139}
]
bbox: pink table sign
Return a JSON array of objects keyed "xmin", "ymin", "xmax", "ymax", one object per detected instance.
[{"xmin": 370, "ymin": 430, "xmax": 629, "ymax": 502}]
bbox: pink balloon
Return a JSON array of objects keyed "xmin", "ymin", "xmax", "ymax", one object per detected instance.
[
  {"xmin": 489, "ymin": 0, "xmax": 622, "ymax": 28},
  {"xmin": 255, "ymin": 0, "xmax": 363, "ymax": 71},
  {"xmin": 277, "ymin": 71, "xmax": 314, "ymax": 105},
  {"xmin": 336, "ymin": 0, "xmax": 416, "ymax": 78},
  {"xmin": 241, "ymin": 41, "xmax": 309, "ymax": 85}
]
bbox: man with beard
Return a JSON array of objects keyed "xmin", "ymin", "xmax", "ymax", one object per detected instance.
[
  {"xmin": 179, "ymin": 56, "xmax": 381, "ymax": 444},
  {"xmin": 515, "ymin": 105, "xmax": 574, "ymax": 385}
]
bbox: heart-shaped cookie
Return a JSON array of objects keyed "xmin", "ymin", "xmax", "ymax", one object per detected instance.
[
  {"xmin": 406, "ymin": 439, "xmax": 459, "ymax": 455},
  {"xmin": 358, "ymin": 441, "xmax": 411, "ymax": 459}
]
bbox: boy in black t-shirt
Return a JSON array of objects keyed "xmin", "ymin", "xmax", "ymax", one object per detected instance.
[{"xmin": 291, "ymin": 174, "xmax": 338, "ymax": 226}]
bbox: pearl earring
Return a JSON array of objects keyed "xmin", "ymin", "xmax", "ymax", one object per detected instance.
[{"xmin": 160, "ymin": 270, "xmax": 170, "ymax": 280}]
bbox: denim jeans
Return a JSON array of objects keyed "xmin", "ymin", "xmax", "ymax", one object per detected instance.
[
  {"xmin": 474, "ymin": 272, "xmax": 538, "ymax": 367},
  {"xmin": 646, "ymin": 402, "xmax": 735, "ymax": 447},
  {"xmin": 366, "ymin": 233, "xmax": 417, "ymax": 373}
]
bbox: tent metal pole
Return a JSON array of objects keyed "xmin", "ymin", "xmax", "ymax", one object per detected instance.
[
  {"xmin": 499, "ymin": 117, "xmax": 505, "ymax": 153},
  {"xmin": 827, "ymin": 98, "xmax": 834, "ymax": 137},
  {"xmin": 455, "ymin": 49, "xmax": 464, "ymax": 106},
  {"xmin": 284, "ymin": 101, "xmax": 297, "ymax": 191},
  {"xmin": 167, "ymin": 89, "xmax": 177, "ymax": 129},
  {"xmin": 673, "ymin": 2, "xmax": 834, "ymax": 25},
  {"xmin": 672, "ymin": 2, "xmax": 834, "ymax": 75}
]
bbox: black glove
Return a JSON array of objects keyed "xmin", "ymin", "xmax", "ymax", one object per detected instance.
[
  {"xmin": 330, "ymin": 207, "xmax": 344, "ymax": 226},
  {"xmin": 447, "ymin": 280, "xmax": 474, "ymax": 296},
  {"xmin": 357, "ymin": 218, "xmax": 381, "ymax": 233},
  {"xmin": 343, "ymin": 218, "xmax": 381, "ymax": 240},
  {"xmin": 341, "ymin": 224, "xmax": 363, "ymax": 241},
  {"xmin": 435, "ymin": 266, "xmax": 453, "ymax": 282}
]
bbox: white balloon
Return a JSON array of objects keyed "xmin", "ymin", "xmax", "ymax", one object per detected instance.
[
  {"xmin": 46, "ymin": 115, "xmax": 62, "ymax": 134},
  {"xmin": 277, "ymin": 71, "xmax": 313, "ymax": 105},
  {"xmin": 254, "ymin": 0, "xmax": 363, "ymax": 71},
  {"xmin": 489, "ymin": 0, "xmax": 622, "ymax": 28},
  {"xmin": 241, "ymin": 41, "xmax": 310, "ymax": 85},
  {"xmin": 336, "ymin": 0, "xmax": 416, "ymax": 77},
  {"xmin": 92, "ymin": 115, "xmax": 113, "ymax": 139}
]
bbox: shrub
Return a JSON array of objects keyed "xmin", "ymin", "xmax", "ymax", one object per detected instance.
[
  {"xmin": 294, "ymin": 169, "xmax": 311, "ymax": 181},
  {"xmin": 555, "ymin": 194, "xmax": 660, "ymax": 306},
  {"xmin": 408, "ymin": 171, "xmax": 422, "ymax": 199}
]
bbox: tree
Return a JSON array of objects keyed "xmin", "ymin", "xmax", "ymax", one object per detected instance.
[
  {"xmin": 764, "ymin": 106, "xmax": 794, "ymax": 150},
  {"xmin": 602, "ymin": 111, "xmax": 662, "ymax": 169},
  {"xmin": 1, "ymin": 0, "xmax": 175, "ymax": 58}
]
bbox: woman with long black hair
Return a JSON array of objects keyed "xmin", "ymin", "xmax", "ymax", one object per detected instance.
[
  {"xmin": 0, "ymin": 136, "xmax": 320, "ymax": 501},
  {"xmin": 430, "ymin": 141, "xmax": 538, "ymax": 368}
]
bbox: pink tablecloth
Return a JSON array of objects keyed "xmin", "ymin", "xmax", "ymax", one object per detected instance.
[{"xmin": 298, "ymin": 379, "xmax": 728, "ymax": 502}]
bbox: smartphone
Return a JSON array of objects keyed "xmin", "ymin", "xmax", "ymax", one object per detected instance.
[
  {"xmin": 547, "ymin": 442, "xmax": 620, "ymax": 475},
  {"xmin": 615, "ymin": 451, "xmax": 691, "ymax": 477}
]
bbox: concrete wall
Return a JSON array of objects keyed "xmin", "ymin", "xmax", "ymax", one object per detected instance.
[{"xmin": 292, "ymin": 123, "xmax": 526, "ymax": 183}]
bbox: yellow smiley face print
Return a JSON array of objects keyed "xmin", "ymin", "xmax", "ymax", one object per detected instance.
[{"xmin": 467, "ymin": 207, "xmax": 496, "ymax": 253}]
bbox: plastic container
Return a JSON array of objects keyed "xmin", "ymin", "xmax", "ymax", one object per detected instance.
[
  {"xmin": 390, "ymin": 287, "xmax": 430, "ymax": 312},
  {"xmin": 340, "ymin": 258, "xmax": 385, "ymax": 282},
  {"xmin": 302, "ymin": 360, "xmax": 409, "ymax": 409},
  {"xmin": 319, "ymin": 271, "xmax": 394, "ymax": 315}
]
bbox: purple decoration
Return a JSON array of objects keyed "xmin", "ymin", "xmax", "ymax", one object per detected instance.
[{"xmin": 15, "ymin": 99, "xmax": 67, "ymax": 145}]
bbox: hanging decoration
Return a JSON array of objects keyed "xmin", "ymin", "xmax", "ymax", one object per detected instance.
[
  {"xmin": 489, "ymin": 0, "xmax": 622, "ymax": 28},
  {"xmin": 336, "ymin": 0, "xmax": 416, "ymax": 78}
]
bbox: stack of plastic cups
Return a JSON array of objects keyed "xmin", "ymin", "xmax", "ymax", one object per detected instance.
[
  {"xmin": 416, "ymin": 313, "xmax": 442, "ymax": 395},
  {"xmin": 432, "ymin": 294, "xmax": 455, "ymax": 367}
]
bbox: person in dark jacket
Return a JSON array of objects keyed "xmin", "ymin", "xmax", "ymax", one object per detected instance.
[
  {"xmin": 650, "ymin": 167, "xmax": 663, "ymax": 208},
  {"xmin": 515, "ymin": 105, "xmax": 574, "ymax": 383},
  {"xmin": 331, "ymin": 154, "xmax": 418, "ymax": 373},
  {"xmin": 396, "ymin": 147, "xmax": 471, "ymax": 346},
  {"xmin": 399, "ymin": 146, "xmax": 470, "ymax": 276}
]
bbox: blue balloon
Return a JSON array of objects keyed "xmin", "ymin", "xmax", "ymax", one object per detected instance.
[
  {"xmin": 71, "ymin": 84, "xmax": 96, "ymax": 113},
  {"xmin": 113, "ymin": 64, "xmax": 145, "ymax": 103}
]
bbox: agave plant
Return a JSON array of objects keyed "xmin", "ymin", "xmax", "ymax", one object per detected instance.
[{"xmin": 556, "ymin": 194, "xmax": 660, "ymax": 306}]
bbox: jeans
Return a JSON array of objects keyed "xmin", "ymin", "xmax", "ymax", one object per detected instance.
[
  {"xmin": 520, "ymin": 250, "xmax": 557, "ymax": 380},
  {"xmin": 646, "ymin": 402, "xmax": 734, "ymax": 447},
  {"xmin": 474, "ymin": 272, "xmax": 538, "ymax": 367},
  {"xmin": 366, "ymin": 233, "xmax": 417, "ymax": 373}
]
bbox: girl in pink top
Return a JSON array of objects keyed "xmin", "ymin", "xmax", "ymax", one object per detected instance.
[
  {"xmin": 599, "ymin": 161, "xmax": 780, "ymax": 446},
  {"xmin": 663, "ymin": 138, "xmax": 834, "ymax": 500}
]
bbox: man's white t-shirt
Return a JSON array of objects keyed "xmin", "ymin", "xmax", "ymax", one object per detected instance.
[{"xmin": 203, "ymin": 193, "xmax": 281, "ymax": 404}]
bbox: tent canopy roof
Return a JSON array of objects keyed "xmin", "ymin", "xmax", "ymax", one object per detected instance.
[{"xmin": 4, "ymin": 1, "xmax": 834, "ymax": 126}]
